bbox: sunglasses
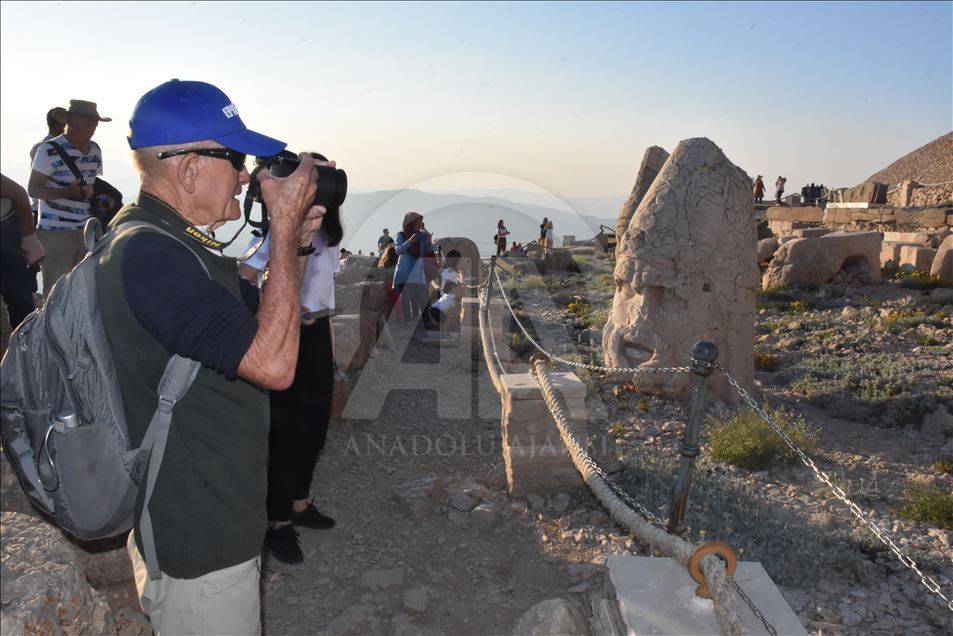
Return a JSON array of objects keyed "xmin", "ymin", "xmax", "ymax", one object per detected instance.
[{"xmin": 156, "ymin": 148, "xmax": 247, "ymax": 171}]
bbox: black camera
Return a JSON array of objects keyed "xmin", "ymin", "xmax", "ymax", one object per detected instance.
[
  {"xmin": 251, "ymin": 150, "xmax": 347, "ymax": 210},
  {"xmin": 243, "ymin": 150, "xmax": 347, "ymax": 238}
]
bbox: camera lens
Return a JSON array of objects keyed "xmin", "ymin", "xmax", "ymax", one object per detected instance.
[{"xmin": 314, "ymin": 165, "xmax": 347, "ymax": 209}]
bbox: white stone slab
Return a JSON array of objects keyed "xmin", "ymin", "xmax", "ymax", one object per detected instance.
[
  {"xmin": 606, "ymin": 556, "xmax": 806, "ymax": 636},
  {"xmin": 825, "ymin": 202, "xmax": 890, "ymax": 209},
  {"xmin": 500, "ymin": 372, "xmax": 587, "ymax": 400}
]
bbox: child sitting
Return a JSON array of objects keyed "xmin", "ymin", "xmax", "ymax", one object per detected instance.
[{"xmin": 429, "ymin": 280, "xmax": 461, "ymax": 338}]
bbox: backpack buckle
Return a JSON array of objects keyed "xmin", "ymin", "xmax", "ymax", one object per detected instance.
[{"xmin": 157, "ymin": 395, "xmax": 177, "ymax": 413}]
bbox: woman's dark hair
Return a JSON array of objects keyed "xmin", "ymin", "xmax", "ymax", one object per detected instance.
[{"xmin": 321, "ymin": 206, "xmax": 344, "ymax": 247}]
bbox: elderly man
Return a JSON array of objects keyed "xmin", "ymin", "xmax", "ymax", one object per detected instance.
[
  {"xmin": 100, "ymin": 79, "xmax": 325, "ymax": 635},
  {"xmin": 28, "ymin": 100, "xmax": 110, "ymax": 294}
]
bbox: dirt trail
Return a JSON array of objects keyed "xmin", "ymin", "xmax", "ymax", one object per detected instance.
[{"xmin": 262, "ymin": 321, "xmax": 603, "ymax": 635}]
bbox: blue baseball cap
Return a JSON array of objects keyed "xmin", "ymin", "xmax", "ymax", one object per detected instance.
[{"xmin": 127, "ymin": 79, "xmax": 286, "ymax": 157}]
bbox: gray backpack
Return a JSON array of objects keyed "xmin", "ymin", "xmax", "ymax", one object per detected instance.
[{"xmin": 0, "ymin": 218, "xmax": 205, "ymax": 580}]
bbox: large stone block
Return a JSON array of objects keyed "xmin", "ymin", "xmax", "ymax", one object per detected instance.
[
  {"xmin": 895, "ymin": 208, "xmax": 948, "ymax": 228},
  {"xmin": 605, "ymin": 556, "xmax": 806, "ymax": 635},
  {"xmin": 763, "ymin": 231, "xmax": 882, "ymax": 288},
  {"xmin": 822, "ymin": 208, "xmax": 854, "ymax": 225},
  {"xmin": 931, "ymin": 235, "xmax": 953, "ymax": 279},
  {"xmin": 1, "ymin": 512, "xmax": 117, "ymax": 635},
  {"xmin": 898, "ymin": 246, "xmax": 937, "ymax": 273},
  {"xmin": 332, "ymin": 314, "xmax": 365, "ymax": 372},
  {"xmin": 788, "ymin": 227, "xmax": 831, "ymax": 238},
  {"xmin": 336, "ymin": 281, "xmax": 387, "ymax": 314},
  {"xmin": 499, "ymin": 372, "xmax": 587, "ymax": 497},
  {"xmin": 882, "ymin": 231, "xmax": 934, "ymax": 246},
  {"xmin": 881, "ymin": 242, "xmax": 922, "ymax": 270},
  {"xmin": 834, "ymin": 181, "xmax": 888, "ymax": 204},
  {"xmin": 765, "ymin": 206, "xmax": 823, "ymax": 223}
]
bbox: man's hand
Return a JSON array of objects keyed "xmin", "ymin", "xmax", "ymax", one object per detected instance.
[
  {"xmin": 77, "ymin": 183, "xmax": 93, "ymax": 199},
  {"xmin": 299, "ymin": 205, "xmax": 327, "ymax": 247},
  {"xmin": 257, "ymin": 153, "xmax": 318, "ymax": 231}
]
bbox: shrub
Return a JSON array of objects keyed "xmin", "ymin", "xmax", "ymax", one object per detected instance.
[
  {"xmin": 753, "ymin": 348, "xmax": 780, "ymax": 372},
  {"xmin": 567, "ymin": 297, "xmax": 591, "ymax": 320},
  {"xmin": 636, "ymin": 398, "xmax": 649, "ymax": 413},
  {"xmin": 931, "ymin": 456, "xmax": 953, "ymax": 474},
  {"xmin": 790, "ymin": 353, "xmax": 952, "ymax": 428},
  {"xmin": 895, "ymin": 484, "xmax": 953, "ymax": 530},
  {"xmin": 707, "ymin": 408, "xmax": 819, "ymax": 470},
  {"xmin": 515, "ymin": 274, "xmax": 546, "ymax": 291},
  {"xmin": 510, "ymin": 331, "xmax": 535, "ymax": 355},
  {"xmin": 896, "ymin": 271, "xmax": 953, "ymax": 290},
  {"xmin": 608, "ymin": 422, "xmax": 625, "ymax": 437}
]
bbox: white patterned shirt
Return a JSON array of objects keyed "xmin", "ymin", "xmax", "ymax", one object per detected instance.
[{"xmin": 31, "ymin": 134, "xmax": 103, "ymax": 230}]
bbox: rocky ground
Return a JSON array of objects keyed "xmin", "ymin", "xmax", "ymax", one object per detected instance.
[
  {"xmin": 254, "ymin": 250, "xmax": 952, "ymax": 635},
  {"xmin": 3, "ymin": 248, "xmax": 952, "ymax": 635}
]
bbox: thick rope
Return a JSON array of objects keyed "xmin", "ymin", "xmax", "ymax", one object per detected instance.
[{"xmin": 529, "ymin": 356, "xmax": 749, "ymax": 635}]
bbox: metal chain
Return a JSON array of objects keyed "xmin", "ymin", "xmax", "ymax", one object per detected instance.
[
  {"xmin": 491, "ymin": 269, "xmax": 690, "ymax": 375},
  {"xmin": 717, "ymin": 364, "xmax": 953, "ymax": 613},
  {"xmin": 730, "ymin": 579, "xmax": 778, "ymax": 636},
  {"xmin": 483, "ymin": 283, "xmax": 509, "ymax": 377}
]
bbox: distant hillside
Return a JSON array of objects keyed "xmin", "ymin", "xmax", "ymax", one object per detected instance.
[{"xmin": 866, "ymin": 131, "xmax": 953, "ymax": 187}]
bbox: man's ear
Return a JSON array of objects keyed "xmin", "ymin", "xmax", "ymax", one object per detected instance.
[{"xmin": 176, "ymin": 153, "xmax": 200, "ymax": 194}]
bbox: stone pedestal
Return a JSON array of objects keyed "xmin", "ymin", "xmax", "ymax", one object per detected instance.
[
  {"xmin": 602, "ymin": 556, "xmax": 806, "ymax": 635},
  {"xmin": 500, "ymin": 372, "xmax": 587, "ymax": 497}
]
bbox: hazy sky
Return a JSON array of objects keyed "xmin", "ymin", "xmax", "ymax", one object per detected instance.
[{"xmin": 1, "ymin": 1, "xmax": 950, "ymax": 204}]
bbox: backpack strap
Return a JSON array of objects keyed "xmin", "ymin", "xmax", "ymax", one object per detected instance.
[
  {"xmin": 137, "ymin": 354, "xmax": 201, "ymax": 580},
  {"xmin": 46, "ymin": 141, "xmax": 86, "ymax": 185},
  {"xmin": 95, "ymin": 218, "xmax": 212, "ymax": 580}
]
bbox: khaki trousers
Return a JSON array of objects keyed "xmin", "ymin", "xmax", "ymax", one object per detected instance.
[
  {"xmin": 37, "ymin": 228, "xmax": 87, "ymax": 296},
  {"xmin": 127, "ymin": 532, "xmax": 262, "ymax": 635}
]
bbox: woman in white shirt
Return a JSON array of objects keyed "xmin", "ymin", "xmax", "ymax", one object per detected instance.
[{"xmin": 239, "ymin": 206, "xmax": 343, "ymax": 565}]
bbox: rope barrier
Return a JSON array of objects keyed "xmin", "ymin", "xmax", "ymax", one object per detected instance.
[
  {"xmin": 479, "ymin": 270, "xmax": 953, "ymax": 615},
  {"xmin": 528, "ymin": 355, "xmax": 752, "ymax": 635}
]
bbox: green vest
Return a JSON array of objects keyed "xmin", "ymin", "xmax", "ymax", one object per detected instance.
[{"xmin": 97, "ymin": 192, "xmax": 268, "ymax": 578}]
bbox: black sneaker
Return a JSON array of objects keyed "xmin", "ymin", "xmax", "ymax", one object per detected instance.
[
  {"xmin": 290, "ymin": 502, "xmax": 336, "ymax": 529},
  {"xmin": 265, "ymin": 524, "xmax": 303, "ymax": 564}
]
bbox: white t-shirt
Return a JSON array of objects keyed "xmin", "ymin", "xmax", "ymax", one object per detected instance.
[
  {"xmin": 243, "ymin": 231, "xmax": 341, "ymax": 313},
  {"xmin": 432, "ymin": 291, "xmax": 456, "ymax": 313},
  {"xmin": 440, "ymin": 267, "xmax": 459, "ymax": 286},
  {"xmin": 31, "ymin": 134, "xmax": 103, "ymax": 231}
]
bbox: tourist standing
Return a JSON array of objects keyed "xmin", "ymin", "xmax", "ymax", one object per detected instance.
[
  {"xmin": 377, "ymin": 227, "xmax": 394, "ymax": 255},
  {"xmin": 753, "ymin": 175, "xmax": 765, "ymax": 204},
  {"xmin": 0, "ymin": 174, "xmax": 42, "ymax": 331},
  {"xmin": 539, "ymin": 217, "xmax": 548, "ymax": 245},
  {"xmin": 111, "ymin": 78, "xmax": 324, "ymax": 634},
  {"xmin": 240, "ymin": 205, "xmax": 344, "ymax": 565},
  {"xmin": 394, "ymin": 211, "xmax": 432, "ymax": 326},
  {"xmin": 28, "ymin": 100, "xmax": 110, "ymax": 294},
  {"xmin": 495, "ymin": 219, "xmax": 510, "ymax": 256},
  {"xmin": 775, "ymin": 176, "xmax": 786, "ymax": 206},
  {"xmin": 545, "ymin": 219, "xmax": 554, "ymax": 249}
]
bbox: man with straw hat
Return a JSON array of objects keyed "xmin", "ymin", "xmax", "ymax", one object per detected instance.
[{"xmin": 28, "ymin": 99, "xmax": 111, "ymax": 293}]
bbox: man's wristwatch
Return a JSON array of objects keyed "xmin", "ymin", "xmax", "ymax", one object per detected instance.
[{"xmin": 298, "ymin": 245, "xmax": 316, "ymax": 256}]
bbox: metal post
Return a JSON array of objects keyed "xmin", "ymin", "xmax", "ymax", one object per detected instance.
[{"xmin": 666, "ymin": 341, "xmax": 718, "ymax": 534}]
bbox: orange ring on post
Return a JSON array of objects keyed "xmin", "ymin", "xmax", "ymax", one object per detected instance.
[
  {"xmin": 687, "ymin": 542, "xmax": 737, "ymax": 599},
  {"xmin": 529, "ymin": 351, "xmax": 551, "ymax": 367}
]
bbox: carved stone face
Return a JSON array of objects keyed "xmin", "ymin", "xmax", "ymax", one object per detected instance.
[{"xmin": 603, "ymin": 138, "xmax": 757, "ymax": 400}]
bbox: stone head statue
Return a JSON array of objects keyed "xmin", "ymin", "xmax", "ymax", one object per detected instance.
[{"xmin": 603, "ymin": 138, "xmax": 758, "ymax": 401}]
